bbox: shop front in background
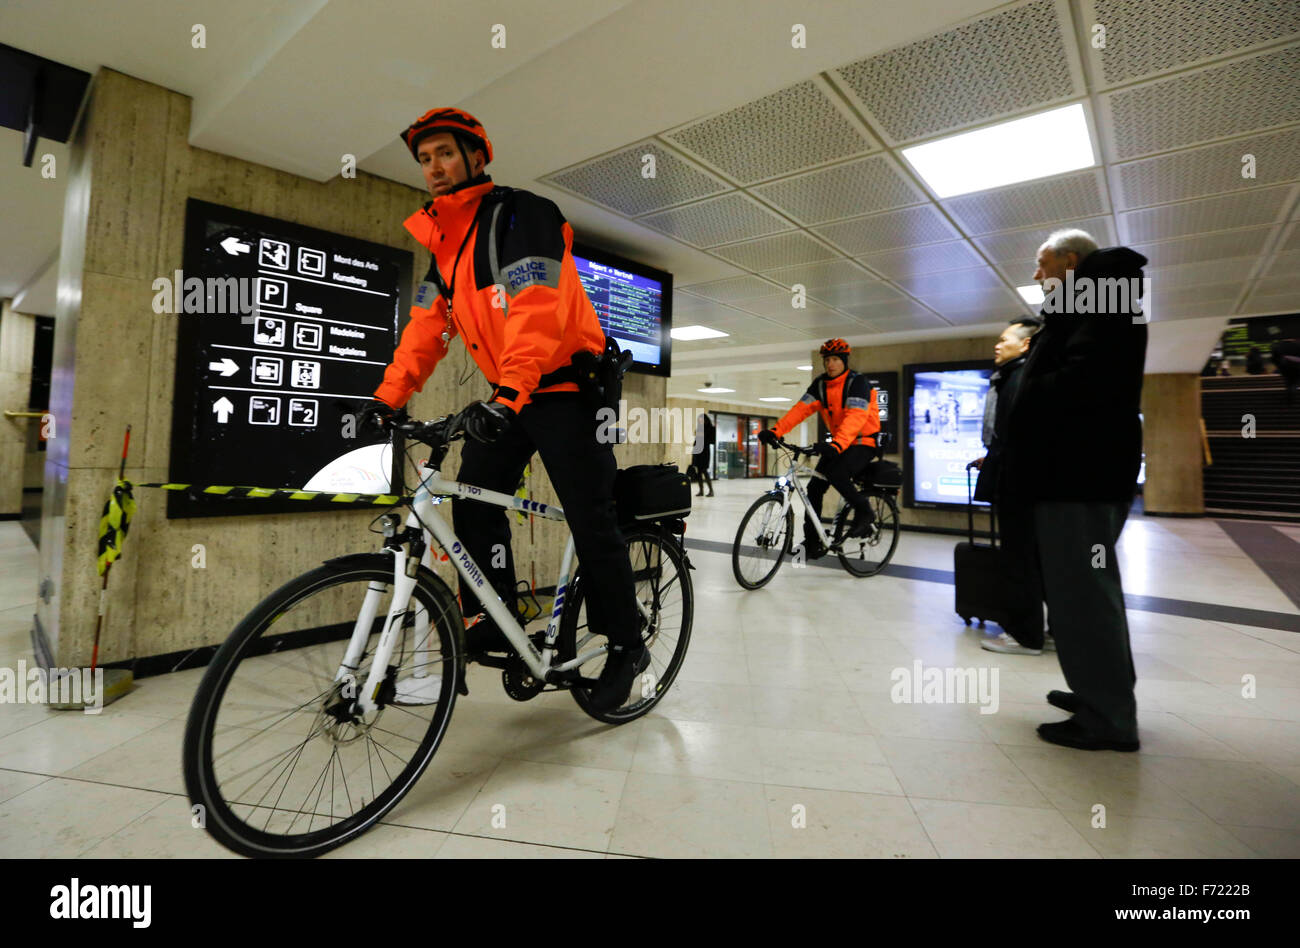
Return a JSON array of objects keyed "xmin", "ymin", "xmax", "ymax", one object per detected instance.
[{"xmin": 712, "ymin": 412, "xmax": 775, "ymax": 479}]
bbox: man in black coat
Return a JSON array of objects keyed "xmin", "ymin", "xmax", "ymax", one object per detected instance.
[{"xmin": 1000, "ymin": 229, "xmax": 1148, "ymax": 752}]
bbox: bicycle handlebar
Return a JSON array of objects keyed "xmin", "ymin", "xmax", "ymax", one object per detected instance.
[{"xmin": 773, "ymin": 436, "xmax": 820, "ymax": 458}]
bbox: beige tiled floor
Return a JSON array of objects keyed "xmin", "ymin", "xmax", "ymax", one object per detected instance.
[{"xmin": 1, "ymin": 480, "xmax": 1298, "ymax": 859}]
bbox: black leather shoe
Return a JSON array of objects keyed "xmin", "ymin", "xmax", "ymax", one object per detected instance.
[
  {"xmin": 587, "ymin": 644, "xmax": 650, "ymax": 713},
  {"xmin": 1037, "ymin": 719, "xmax": 1139, "ymax": 752},
  {"xmin": 847, "ymin": 505, "xmax": 877, "ymax": 538},
  {"xmin": 1047, "ymin": 690, "xmax": 1079, "ymax": 713}
]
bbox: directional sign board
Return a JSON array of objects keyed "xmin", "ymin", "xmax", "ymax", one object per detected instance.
[{"xmin": 169, "ymin": 199, "xmax": 412, "ymax": 518}]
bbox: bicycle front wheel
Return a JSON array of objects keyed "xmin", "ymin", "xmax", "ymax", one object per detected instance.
[
  {"xmin": 560, "ymin": 526, "xmax": 693, "ymax": 724},
  {"xmin": 183, "ymin": 553, "xmax": 462, "ymax": 858},
  {"xmin": 834, "ymin": 491, "xmax": 901, "ymax": 577},
  {"xmin": 732, "ymin": 491, "xmax": 793, "ymax": 589}
]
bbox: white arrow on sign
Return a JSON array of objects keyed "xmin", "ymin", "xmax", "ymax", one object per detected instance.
[
  {"xmin": 213, "ymin": 397, "xmax": 234, "ymax": 423},
  {"xmin": 208, "ymin": 357, "xmax": 238, "ymax": 377},
  {"xmin": 220, "ymin": 237, "xmax": 251, "ymax": 256}
]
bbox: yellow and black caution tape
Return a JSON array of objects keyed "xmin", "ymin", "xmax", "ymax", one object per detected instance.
[
  {"xmin": 134, "ymin": 482, "xmax": 409, "ymax": 506},
  {"xmin": 96, "ymin": 477, "xmax": 137, "ymax": 576}
]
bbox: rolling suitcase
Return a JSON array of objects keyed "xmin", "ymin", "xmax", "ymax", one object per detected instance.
[{"xmin": 953, "ymin": 465, "xmax": 1014, "ymax": 629}]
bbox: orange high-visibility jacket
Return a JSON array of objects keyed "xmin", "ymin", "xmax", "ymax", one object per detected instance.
[
  {"xmin": 373, "ymin": 179, "xmax": 606, "ymax": 413},
  {"xmin": 772, "ymin": 370, "xmax": 880, "ymax": 450}
]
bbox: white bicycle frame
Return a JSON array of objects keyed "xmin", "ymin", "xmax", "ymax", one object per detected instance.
[
  {"xmin": 763, "ymin": 451, "xmax": 839, "ymax": 549},
  {"xmin": 339, "ymin": 459, "xmax": 643, "ymax": 713}
]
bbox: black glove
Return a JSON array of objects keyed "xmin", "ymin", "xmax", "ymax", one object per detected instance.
[
  {"xmin": 463, "ymin": 400, "xmax": 514, "ymax": 444},
  {"xmin": 358, "ymin": 399, "xmax": 397, "ymax": 432},
  {"xmin": 815, "ymin": 441, "xmax": 842, "ymax": 460},
  {"xmin": 757, "ymin": 429, "xmax": 779, "ymax": 448}
]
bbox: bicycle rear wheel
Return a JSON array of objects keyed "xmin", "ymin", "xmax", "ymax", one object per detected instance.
[
  {"xmin": 732, "ymin": 491, "xmax": 793, "ymax": 589},
  {"xmin": 834, "ymin": 491, "xmax": 901, "ymax": 577},
  {"xmin": 560, "ymin": 526, "xmax": 693, "ymax": 724},
  {"xmin": 183, "ymin": 553, "xmax": 462, "ymax": 858}
]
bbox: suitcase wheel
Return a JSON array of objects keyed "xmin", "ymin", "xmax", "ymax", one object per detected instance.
[
  {"xmin": 961, "ymin": 616, "xmax": 971, "ymax": 626},
  {"xmin": 977, "ymin": 618, "xmax": 986, "ymax": 628}
]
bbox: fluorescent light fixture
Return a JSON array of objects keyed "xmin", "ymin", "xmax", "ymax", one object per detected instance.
[
  {"xmin": 901, "ymin": 104, "xmax": 1096, "ymax": 198},
  {"xmin": 796, "ymin": 364, "xmax": 813, "ymax": 370},
  {"xmin": 697, "ymin": 387, "xmax": 734, "ymax": 393},
  {"xmin": 671, "ymin": 325, "xmax": 729, "ymax": 340},
  {"xmin": 1017, "ymin": 284, "xmax": 1045, "ymax": 305},
  {"xmin": 759, "ymin": 396, "xmax": 790, "ymax": 402}
]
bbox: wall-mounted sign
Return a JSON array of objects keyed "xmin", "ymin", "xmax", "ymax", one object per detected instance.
[{"xmin": 169, "ymin": 199, "xmax": 412, "ymax": 518}]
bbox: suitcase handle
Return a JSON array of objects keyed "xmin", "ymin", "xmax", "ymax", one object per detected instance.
[{"xmin": 965, "ymin": 464, "xmax": 997, "ymax": 548}]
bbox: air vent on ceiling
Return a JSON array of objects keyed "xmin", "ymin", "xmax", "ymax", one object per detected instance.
[
  {"xmin": 638, "ymin": 192, "xmax": 793, "ymax": 248},
  {"xmin": 750, "ymin": 154, "xmax": 924, "ymax": 225},
  {"xmin": 1112, "ymin": 127, "xmax": 1300, "ymax": 208},
  {"xmin": 543, "ymin": 140, "xmax": 728, "ymax": 217}
]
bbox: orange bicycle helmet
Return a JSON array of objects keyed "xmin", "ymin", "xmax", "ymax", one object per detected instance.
[
  {"xmin": 819, "ymin": 338, "xmax": 851, "ymax": 357},
  {"xmin": 401, "ymin": 107, "xmax": 493, "ymax": 165}
]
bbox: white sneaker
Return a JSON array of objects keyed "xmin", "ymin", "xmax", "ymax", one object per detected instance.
[
  {"xmin": 1043, "ymin": 633, "xmax": 1056, "ymax": 651},
  {"xmin": 979, "ymin": 631, "xmax": 1043, "ymax": 655}
]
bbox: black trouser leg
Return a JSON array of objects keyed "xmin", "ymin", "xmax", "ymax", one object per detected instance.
[
  {"xmin": 523, "ymin": 395, "xmax": 640, "ymax": 648},
  {"xmin": 1033, "ymin": 500, "xmax": 1137, "ymax": 739},
  {"xmin": 805, "ymin": 471, "xmax": 829, "ymax": 546},
  {"xmin": 995, "ymin": 501, "xmax": 1045, "ymax": 649},
  {"xmin": 452, "ymin": 421, "xmax": 533, "ymax": 622}
]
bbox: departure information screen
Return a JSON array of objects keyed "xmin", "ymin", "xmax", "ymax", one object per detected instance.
[
  {"xmin": 170, "ymin": 199, "xmax": 411, "ymax": 518},
  {"xmin": 572, "ymin": 245, "xmax": 672, "ymax": 376}
]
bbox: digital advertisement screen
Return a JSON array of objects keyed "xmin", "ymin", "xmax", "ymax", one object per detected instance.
[
  {"xmin": 903, "ymin": 360, "xmax": 993, "ymax": 509},
  {"xmin": 572, "ymin": 242, "xmax": 672, "ymax": 376},
  {"xmin": 170, "ymin": 199, "xmax": 412, "ymax": 518}
]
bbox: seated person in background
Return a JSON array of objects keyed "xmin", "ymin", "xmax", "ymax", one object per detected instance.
[{"xmin": 758, "ymin": 338, "xmax": 880, "ymax": 559}]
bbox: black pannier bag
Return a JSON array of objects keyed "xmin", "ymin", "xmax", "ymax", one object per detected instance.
[
  {"xmin": 865, "ymin": 459, "xmax": 903, "ymax": 489},
  {"xmin": 614, "ymin": 464, "xmax": 692, "ymax": 524}
]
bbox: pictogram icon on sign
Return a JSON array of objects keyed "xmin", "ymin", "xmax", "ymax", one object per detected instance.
[{"xmin": 259, "ymin": 239, "xmax": 290, "ymax": 270}]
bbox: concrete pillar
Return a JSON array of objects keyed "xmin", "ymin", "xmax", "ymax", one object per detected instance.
[{"xmin": 1140, "ymin": 373, "xmax": 1204, "ymax": 515}]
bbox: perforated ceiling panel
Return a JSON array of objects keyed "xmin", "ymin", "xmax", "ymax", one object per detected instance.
[
  {"xmin": 867, "ymin": 311, "xmax": 953, "ymax": 333},
  {"xmin": 833, "ymin": 0, "xmax": 1078, "ymax": 144},
  {"xmin": 637, "ymin": 193, "xmax": 793, "ymax": 248},
  {"xmin": 1116, "ymin": 188, "xmax": 1291, "ymax": 244},
  {"xmin": 1241, "ymin": 287, "xmax": 1300, "ymax": 314},
  {"xmin": 1147, "ymin": 257, "xmax": 1262, "ymax": 289},
  {"xmin": 975, "ymin": 217, "xmax": 1116, "ymax": 264},
  {"xmin": 1084, "ymin": 0, "xmax": 1300, "ymax": 87},
  {"xmin": 710, "ymin": 231, "xmax": 839, "ymax": 270},
  {"xmin": 1103, "ymin": 45, "xmax": 1300, "ymax": 160},
  {"xmin": 1112, "ymin": 127, "xmax": 1300, "ymax": 208},
  {"xmin": 942, "ymin": 170, "xmax": 1108, "ymax": 235},
  {"xmin": 543, "ymin": 141, "xmax": 728, "ymax": 217},
  {"xmin": 1262, "ymin": 250, "xmax": 1300, "ymax": 281},
  {"xmin": 914, "ymin": 287, "xmax": 1025, "ymax": 316},
  {"xmin": 678, "ymin": 275, "xmax": 786, "ymax": 303},
  {"xmin": 1151, "ymin": 283, "xmax": 1244, "ymax": 309},
  {"xmin": 1137, "ymin": 227, "xmax": 1274, "ymax": 268},
  {"xmin": 1279, "ymin": 223, "xmax": 1300, "ymax": 254},
  {"xmin": 809, "ymin": 282, "xmax": 908, "ymax": 309},
  {"xmin": 750, "ymin": 155, "xmax": 925, "ymax": 226},
  {"xmin": 662, "ymin": 80, "xmax": 873, "ymax": 185},
  {"xmin": 898, "ymin": 267, "xmax": 1007, "ymax": 297},
  {"xmin": 856, "ymin": 241, "xmax": 987, "ymax": 279},
  {"xmin": 814, "ymin": 205, "xmax": 961, "ymax": 255},
  {"xmin": 764, "ymin": 259, "xmax": 876, "ymax": 294}
]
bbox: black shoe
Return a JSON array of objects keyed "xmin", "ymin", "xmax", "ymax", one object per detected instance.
[
  {"xmin": 587, "ymin": 643, "xmax": 650, "ymax": 713},
  {"xmin": 1047, "ymin": 690, "xmax": 1078, "ymax": 713},
  {"xmin": 463, "ymin": 618, "xmax": 511, "ymax": 655},
  {"xmin": 846, "ymin": 505, "xmax": 877, "ymax": 538},
  {"xmin": 798, "ymin": 539, "xmax": 827, "ymax": 560},
  {"xmin": 1037, "ymin": 719, "xmax": 1139, "ymax": 752}
]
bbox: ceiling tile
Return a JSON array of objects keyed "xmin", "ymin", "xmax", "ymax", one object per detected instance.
[
  {"xmin": 1149, "ymin": 282, "xmax": 1245, "ymax": 307},
  {"xmin": 1278, "ymin": 222, "xmax": 1300, "ymax": 253},
  {"xmin": 839, "ymin": 300, "xmax": 942, "ymax": 321},
  {"xmin": 763, "ymin": 258, "xmax": 876, "ymax": 294},
  {"xmin": 736, "ymin": 298, "xmax": 845, "ymax": 323},
  {"xmin": 1102, "ymin": 45, "xmax": 1300, "ymax": 160},
  {"xmin": 913, "ymin": 287, "xmax": 1026, "ymax": 317},
  {"xmin": 809, "ymin": 281, "xmax": 908, "ymax": 309},
  {"xmin": 1252, "ymin": 274, "xmax": 1300, "ymax": 297},
  {"xmin": 662, "ymin": 79, "xmax": 874, "ymax": 184},
  {"xmin": 1138, "ymin": 227, "xmax": 1275, "ymax": 268},
  {"xmin": 974, "ymin": 217, "xmax": 1116, "ymax": 264},
  {"xmin": 1258, "ymin": 250, "xmax": 1300, "ymax": 280},
  {"xmin": 750, "ymin": 154, "xmax": 925, "ymax": 225},
  {"xmin": 678, "ymin": 275, "xmax": 787, "ymax": 303},
  {"xmin": 1112, "ymin": 127, "xmax": 1300, "ymax": 208},
  {"xmin": 833, "ymin": 0, "xmax": 1079, "ymax": 143},
  {"xmin": 1116, "ymin": 187, "xmax": 1292, "ymax": 243},
  {"xmin": 942, "ymin": 169, "xmax": 1108, "ymax": 235},
  {"xmin": 1241, "ymin": 287, "xmax": 1300, "ymax": 313},
  {"xmin": 1150, "ymin": 300, "xmax": 1241, "ymax": 320},
  {"xmin": 813, "ymin": 205, "xmax": 961, "ymax": 255},
  {"xmin": 863, "ymin": 312, "xmax": 954, "ymax": 333},
  {"xmin": 543, "ymin": 140, "xmax": 728, "ymax": 217},
  {"xmin": 856, "ymin": 241, "xmax": 986, "ymax": 279},
  {"xmin": 897, "ymin": 266, "xmax": 1008, "ymax": 297},
  {"xmin": 710, "ymin": 232, "xmax": 839, "ymax": 270},
  {"xmin": 638, "ymin": 192, "xmax": 794, "ymax": 247},
  {"xmin": 1082, "ymin": 0, "xmax": 1300, "ymax": 87},
  {"xmin": 1146, "ymin": 257, "xmax": 1263, "ymax": 288}
]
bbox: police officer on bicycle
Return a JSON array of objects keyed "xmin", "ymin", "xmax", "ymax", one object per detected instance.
[
  {"xmin": 758, "ymin": 339, "xmax": 881, "ymax": 558},
  {"xmin": 360, "ymin": 108, "xmax": 645, "ymax": 712}
]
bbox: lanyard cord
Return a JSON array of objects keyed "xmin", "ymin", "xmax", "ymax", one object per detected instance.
[{"xmin": 424, "ymin": 201, "xmax": 486, "ymax": 389}]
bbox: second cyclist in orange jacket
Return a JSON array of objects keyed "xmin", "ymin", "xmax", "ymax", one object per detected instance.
[{"xmin": 759, "ymin": 338, "xmax": 881, "ymax": 557}]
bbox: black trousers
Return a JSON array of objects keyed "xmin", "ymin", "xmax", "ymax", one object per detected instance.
[
  {"xmin": 1032, "ymin": 500, "xmax": 1138, "ymax": 740},
  {"xmin": 804, "ymin": 445, "xmax": 873, "ymax": 541},
  {"xmin": 994, "ymin": 497, "xmax": 1046, "ymax": 649},
  {"xmin": 687, "ymin": 458, "xmax": 713, "ymax": 494},
  {"xmin": 452, "ymin": 394, "xmax": 640, "ymax": 647}
]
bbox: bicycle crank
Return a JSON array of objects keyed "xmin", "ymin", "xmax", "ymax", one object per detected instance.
[{"xmin": 501, "ymin": 659, "xmax": 545, "ymax": 701}]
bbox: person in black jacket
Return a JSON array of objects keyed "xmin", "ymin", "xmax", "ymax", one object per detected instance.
[
  {"xmin": 1000, "ymin": 229, "xmax": 1148, "ymax": 752},
  {"xmin": 973, "ymin": 317, "xmax": 1049, "ymax": 655},
  {"xmin": 689, "ymin": 412, "xmax": 715, "ymax": 496}
]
